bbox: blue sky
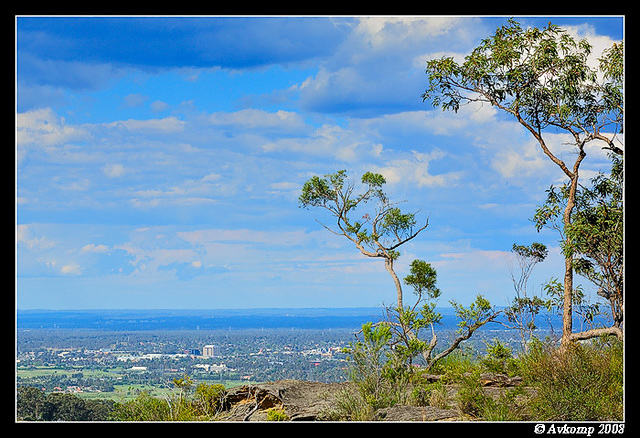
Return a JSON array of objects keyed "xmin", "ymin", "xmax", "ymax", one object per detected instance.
[{"xmin": 16, "ymin": 16, "xmax": 624, "ymax": 310}]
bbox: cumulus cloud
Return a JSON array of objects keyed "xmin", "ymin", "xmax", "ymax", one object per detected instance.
[
  {"xmin": 373, "ymin": 150, "xmax": 460, "ymax": 188},
  {"xmin": 17, "ymin": 108, "xmax": 89, "ymax": 148},
  {"xmin": 297, "ymin": 16, "xmax": 482, "ymax": 116},
  {"xmin": 60, "ymin": 263, "xmax": 83, "ymax": 275}
]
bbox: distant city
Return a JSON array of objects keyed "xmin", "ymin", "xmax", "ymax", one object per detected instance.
[{"xmin": 16, "ymin": 307, "xmax": 596, "ymax": 398}]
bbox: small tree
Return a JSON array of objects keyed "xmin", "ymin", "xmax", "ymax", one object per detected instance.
[
  {"xmin": 423, "ymin": 19, "xmax": 623, "ymax": 346},
  {"xmin": 300, "ymin": 170, "xmax": 500, "ymax": 372},
  {"xmin": 502, "ymin": 242, "xmax": 549, "ymax": 353}
]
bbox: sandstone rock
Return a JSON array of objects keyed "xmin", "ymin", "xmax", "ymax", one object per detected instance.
[
  {"xmin": 374, "ymin": 405, "xmax": 459, "ymax": 421},
  {"xmin": 216, "ymin": 376, "xmax": 523, "ymax": 421},
  {"xmin": 219, "ymin": 380, "xmax": 352, "ymax": 421},
  {"xmin": 478, "ymin": 373, "xmax": 523, "ymax": 387}
]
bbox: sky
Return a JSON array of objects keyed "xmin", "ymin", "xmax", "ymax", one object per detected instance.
[{"xmin": 15, "ymin": 15, "xmax": 624, "ymax": 310}]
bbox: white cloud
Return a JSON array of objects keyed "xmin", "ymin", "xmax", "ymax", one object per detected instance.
[
  {"xmin": 102, "ymin": 163, "xmax": 125, "ymax": 178},
  {"xmin": 123, "ymin": 93, "xmax": 149, "ymax": 108},
  {"xmin": 373, "ymin": 150, "xmax": 460, "ymax": 188},
  {"xmin": 17, "ymin": 108, "xmax": 90, "ymax": 149},
  {"xmin": 104, "ymin": 116, "xmax": 185, "ymax": 133},
  {"xmin": 81, "ymin": 243, "xmax": 109, "ymax": 253},
  {"xmin": 17, "ymin": 224, "xmax": 55, "ymax": 249},
  {"xmin": 60, "ymin": 263, "xmax": 82, "ymax": 275},
  {"xmin": 150, "ymin": 100, "xmax": 170, "ymax": 112},
  {"xmin": 208, "ymin": 109, "xmax": 306, "ymax": 130}
]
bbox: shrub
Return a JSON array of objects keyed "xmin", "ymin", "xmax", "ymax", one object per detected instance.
[
  {"xmin": 520, "ymin": 339, "xmax": 623, "ymax": 421},
  {"xmin": 481, "ymin": 339, "xmax": 518, "ymax": 375},
  {"xmin": 427, "ymin": 348, "xmax": 479, "ymax": 382},
  {"xmin": 266, "ymin": 407, "xmax": 290, "ymax": 421},
  {"xmin": 454, "ymin": 371, "xmax": 488, "ymax": 418},
  {"xmin": 322, "ymin": 387, "xmax": 374, "ymax": 421},
  {"xmin": 480, "ymin": 386, "xmax": 529, "ymax": 421},
  {"xmin": 110, "ymin": 391, "xmax": 170, "ymax": 421}
]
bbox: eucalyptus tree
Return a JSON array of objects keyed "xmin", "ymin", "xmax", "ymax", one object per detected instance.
[
  {"xmin": 422, "ymin": 19, "xmax": 623, "ymax": 346},
  {"xmin": 534, "ymin": 155, "xmax": 623, "ymax": 338},
  {"xmin": 299, "ymin": 170, "xmax": 499, "ymax": 371}
]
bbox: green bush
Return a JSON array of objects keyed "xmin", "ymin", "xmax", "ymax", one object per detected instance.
[
  {"xmin": 481, "ymin": 339, "xmax": 519, "ymax": 375},
  {"xmin": 520, "ymin": 339, "xmax": 623, "ymax": 421},
  {"xmin": 17, "ymin": 387, "xmax": 115, "ymax": 421},
  {"xmin": 110, "ymin": 379, "xmax": 227, "ymax": 421},
  {"xmin": 427, "ymin": 348, "xmax": 480, "ymax": 382},
  {"xmin": 481, "ymin": 386, "xmax": 530, "ymax": 421},
  {"xmin": 454, "ymin": 371, "xmax": 488, "ymax": 418},
  {"xmin": 266, "ymin": 407, "xmax": 290, "ymax": 421},
  {"xmin": 110, "ymin": 391, "xmax": 171, "ymax": 421}
]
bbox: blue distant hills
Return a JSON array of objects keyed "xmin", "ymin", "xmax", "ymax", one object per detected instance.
[
  {"xmin": 17, "ymin": 308, "xmax": 385, "ymax": 331},
  {"xmin": 16, "ymin": 307, "xmax": 486, "ymax": 331},
  {"xmin": 16, "ymin": 307, "xmax": 586, "ymax": 332}
]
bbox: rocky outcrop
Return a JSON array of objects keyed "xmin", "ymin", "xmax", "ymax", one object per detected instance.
[
  {"xmin": 216, "ymin": 379, "xmax": 462, "ymax": 421},
  {"xmin": 218, "ymin": 380, "xmax": 351, "ymax": 421}
]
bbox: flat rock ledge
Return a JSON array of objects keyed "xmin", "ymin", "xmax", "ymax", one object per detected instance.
[{"xmin": 216, "ymin": 379, "xmax": 460, "ymax": 422}]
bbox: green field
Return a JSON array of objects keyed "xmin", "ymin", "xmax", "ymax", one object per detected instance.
[{"xmin": 17, "ymin": 365, "xmax": 259, "ymax": 401}]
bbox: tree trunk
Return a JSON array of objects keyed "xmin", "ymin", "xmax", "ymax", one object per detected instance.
[
  {"xmin": 561, "ymin": 256, "xmax": 573, "ymax": 347},
  {"xmin": 384, "ymin": 257, "xmax": 404, "ymax": 309},
  {"xmin": 560, "ymin": 166, "xmax": 583, "ymax": 347}
]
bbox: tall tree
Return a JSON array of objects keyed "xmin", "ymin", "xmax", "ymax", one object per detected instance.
[
  {"xmin": 422, "ymin": 19, "xmax": 623, "ymax": 346},
  {"xmin": 534, "ymin": 155, "xmax": 623, "ymax": 339}
]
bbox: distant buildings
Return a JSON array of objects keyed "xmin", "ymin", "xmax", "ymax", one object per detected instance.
[
  {"xmin": 202, "ymin": 345, "xmax": 220, "ymax": 358},
  {"xmin": 193, "ymin": 363, "xmax": 226, "ymax": 373}
]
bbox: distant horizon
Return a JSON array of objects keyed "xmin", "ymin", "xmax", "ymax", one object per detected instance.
[
  {"xmin": 16, "ymin": 306, "xmax": 586, "ymax": 333},
  {"xmin": 16, "ymin": 305, "xmax": 493, "ymax": 312}
]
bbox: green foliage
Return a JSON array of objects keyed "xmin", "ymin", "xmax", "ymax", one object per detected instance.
[
  {"xmin": 266, "ymin": 407, "xmax": 290, "ymax": 421},
  {"xmin": 424, "ymin": 18, "xmax": 622, "ymax": 135},
  {"xmin": 193, "ymin": 382, "xmax": 226, "ymax": 418},
  {"xmin": 480, "ymin": 386, "xmax": 530, "ymax": 421},
  {"xmin": 298, "ymin": 169, "xmax": 428, "ymax": 268},
  {"xmin": 481, "ymin": 339, "xmax": 517, "ymax": 375},
  {"xmin": 17, "ymin": 386, "xmax": 46, "ymax": 421},
  {"xmin": 323, "ymin": 387, "xmax": 374, "ymax": 421},
  {"xmin": 512, "ymin": 242, "xmax": 548, "ymax": 264},
  {"xmin": 567, "ymin": 156, "xmax": 623, "ymax": 325},
  {"xmin": 455, "ymin": 371, "xmax": 489, "ymax": 418},
  {"xmin": 16, "ymin": 386, "xmax": 115, "ymax": 421},
  {"xmin": 403, "ymin": 259, "xmax": 441, "ymax": 300},
  {"xmin": 519, "ymin": 339, "xmax": 623, "ymax": 421},
  {"xmin": 450, "ymin": 294, "xmax": 493, "ymax": 335},
  {"xmin": 424, "ymin": 17, "xmax": 624, "ymax": 343},
  {"xmin": 110, "ymin": 378, "xmax": 226, "ymax": 421},
  {"xmin": 343, "ymin": 322, "xmax": 400, "ymax": 410},
  {"xmin": 426, "ymin": 348, "xmax": 479, "ymax": 382},
  {"xmin": 533, "ymin": 156, "xmax": 623, "ymax": 331},
  {"xmin": 111, "ymin": 390, "xmax": 170, "ymax": 421}
]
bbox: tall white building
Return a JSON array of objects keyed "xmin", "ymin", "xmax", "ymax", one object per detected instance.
[{"xmin": 202, "ymin": 345, "xmax": 220, "ymax": 357}]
